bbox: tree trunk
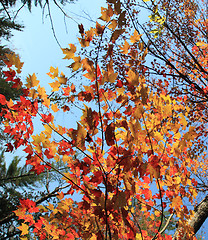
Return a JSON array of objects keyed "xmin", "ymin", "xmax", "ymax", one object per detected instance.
[{"xmin": 173, "ymin": 194, "xmax": 208, "ymax": 239}]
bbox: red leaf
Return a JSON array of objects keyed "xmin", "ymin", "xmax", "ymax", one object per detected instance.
[
  {"xmin": 105, "ymin": 123, "xmax": 115, "ymax": 146},
  {"xmin": 0, "ymin": 94, "xmax": 6, "ymax": 105}
]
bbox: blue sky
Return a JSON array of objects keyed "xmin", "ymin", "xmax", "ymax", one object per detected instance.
[{"xmin": 11, "ymin": 0, "xmax": 105, "ymax": 81}]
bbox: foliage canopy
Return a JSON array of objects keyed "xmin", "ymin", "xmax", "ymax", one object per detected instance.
[{"xmin": 0, "ymin": 0, "xmax": 207, "ymax": 239}]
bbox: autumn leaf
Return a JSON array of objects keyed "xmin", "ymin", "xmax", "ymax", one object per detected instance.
[
  {"xmin": 57, "ymin": 73, "xmax": 67, "ymax": 84},
  {"xmin": 51, "ymin": 103, "xmax": 59, "ymax": 112},
  {"xmin": 0, "ymin": 94, "xmax": 6, "ymax": 105},
  {"xmin": 120, "ymin": 40, "xmax": 130, "ymax": 54},
  {"xmin": 170, "ymin": 196, "xmax": 183, "ymax": 209},
  {"xmin": 110, "ymin": 29, "xmax": 125, "ymax": 42},
  {"xmin": 99, "ymin": 5, "xmax": 114, "ymax": 22},
  {"xmin": 26, "ymin": 73, "xmax": 40, "ymax": 88},
  {"xmin": 18, "ymin": 223, "xmax": 29, "ymax": 235},
  {"xmin": 49, "ymin": 80, "xmax": 61, "ymax": 92},
  {"xmin": 62, "ymin": 44, "xmax": 76, "ymax": 59},
  {"xmin": 108, "ymin": 19, "xmax": 117, "ymax": 30},
  {"xmin": 105, "ymin": 123, "xmax": 115, "ymax": 146},
  {"xmin": 130, "ymin": 30, "xmax": 142, "ymax": 43},
  {"xmin": 67, "ymin": 123, "xmax": 87, "ymax": 150},
  {"xmin": 48, "ymin": 66, "xmax": 59, "ymax": 79},
  {"xmin": 70, "ymin": 56, "xmax": 81, "ymax": 71},
  {"xmin": 5, "ymin": 53, "xmax": 23, "ymax": 73}
]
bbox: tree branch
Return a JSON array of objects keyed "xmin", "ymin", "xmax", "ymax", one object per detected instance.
[{"xmin": 173, "ymin": 194, "xmax": 208, "ymax": 239}]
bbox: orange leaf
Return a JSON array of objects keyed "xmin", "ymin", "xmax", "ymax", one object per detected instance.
[
  {"xmin": 130, "ymin": 30, "xmax": 142, "ymax": 43},
  {"xmin": 99, "ymin": 5, "xmax": 114, "ymax": 22},
  {"xmin": 62, "ymin": 44, "xmax": 76, "ymax": 59},
  {"xmin": 51, "ymin": 103, "xmax": 59, "ymax": 112},
  {"xmin": 171, "ymin": 196, "xmax": 183, "ymax": 209}
]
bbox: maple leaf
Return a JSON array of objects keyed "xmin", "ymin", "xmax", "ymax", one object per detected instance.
[
  {"xmin": 14, "ymin": 207, "xmax": 27, "ymax": 220},
  {"xmin": 48, "ymin": 66, "xmax": 59, "ymax": 79},
  {"xmin": 67, "ymin": 123, "xmax": 87, "ymax": 150},
  {"xmin": 70, "ymin": 56, "xmax": 82, "ymax": 71},
  {"xmin": 171, "ymin": 196, "xmax": 183, "ymax": 209},
  {"xmin": 0, "ymin": 94, "xmax": 6, "ymax": 105},
  {"xmin": 130, "ymin": 30, "xmax": 142, "ymax": 43},
  {"xmin": 57, "ymin": 72, "xmax": 67, "ymax": 84},
  {"xmin": 18, "ymin": 223, "xmax": 29, "ymax": 235},
  {"xmin": 62, "ymin": 44, "xmax": 76, "ymax": 59},
  {"xmin": 99, "ymin": 5, "xmax": 114, "ymax": 22},
  {"xmin": 49, "ymin": 80, "xmax": 60, "ymax": 92},
  {"xmin": 5, "ymin": 53, "xmax": 24, "ymax": 73},
  {"xmin": 105, "ymin": 123, "xmax": 115, "ymax": 146},
  {"xmin": 51, "ymin": 103, "xmax": 59, "ymax": 112},
  {"xmin": 26, "ymin": 73, "xmax": 40, "ymax": 88}
]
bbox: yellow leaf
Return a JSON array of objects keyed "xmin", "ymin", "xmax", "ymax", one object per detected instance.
[
  {"xmin": 154, "ymin": 131, "xmax": 163, "ymax": 142},
  {"xmin": 155, "ymin": 210, "xmax": 160, "ymax": 217},
  {"xmin": 43, "ymin": 98, "xmax": 50, "ymax": 108},
  {"xmin": 14, "ymin": 208, "xmax": 26, "ymax": 218},
  {"xmin": 6, "ymin": 53, "xmax": 24, "ymax": 74},
  {"xmin": 57, "ymin": 72, "xmax": 67, "ymax": 84},
  {"xmin": 18, "ymin": 223, "xmax": 29, "ymax": 235},
  {"xmin": 47, "ymin": 202, "xmax": 54, "ymax": 210},
  {"xmin": 186, "ymin": 178, "xmax": 191, "ymax": 186},
  {"xmin": 39, "ymin": 205, "xmax": 47, "ymax": 212},
  {"xmin": 90, "ymin": 233, "xmax": 97, "ymax": 240},
  {"xmin": 29, "ymin": 89, "xmax": 38, "ymax": 99},
  {"xmin": 141, "ymin": 48, "xmax": 148, "ymax": 60},
  {"xmin": 62, "ymin": 44, "xmax": 76, "ymax": 59},
  {"xmin": 174, "ymin": 132, "xmax": 181, "ymax": 140},
  {"xmin": 67, "ymin": 123, "xmax": 87, "ymax": 150},
  {"xmin": 26, "ymin": 73, "xmax": 40, "ymax": 88},
  {"xmin": 70, "ymin": 56, "xmax": 82, "ymax": 71},
  {"xmin": 20, "ymin": 237, "xmax": 28, "ymax": 240},
  {"xmin": 179, "ymin": 113, "xmax": 187, "ymax": 129},
  {"xmin": 49, "ymin": 80, "xmax": 60, "ymax": 92},
  {"xmin": 48, "ymin": 66, "xmax": 59, "ymax": 79},
  {"xmin": 127, "ymin": 69, "xmax": 139, "ymax": 86},
  {"xmin": 184, "ymin": 126, "xmax": 197, "ymax": 141},
  {"xmin": 136, "ymin": 233, "xmax": 143, "ymax": 240},
  {"xmin": 37, "ymin": 85, "xmax": 46, "ymax": 98},
  {"xmin": 196, "ymin": 41, "xmax": 208, "ymax": 47},
  {"xmin": 62, "ymin": 154, "xmax": 72, "ymax": 163},
  {"xmin": 175, "ymin": 176, "xmax": 181, "ymax": 184}
]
